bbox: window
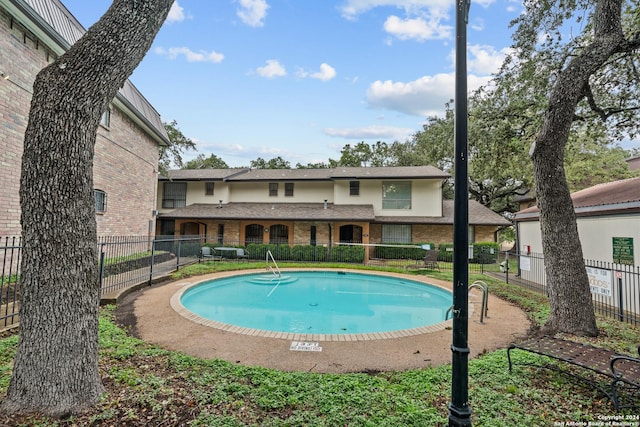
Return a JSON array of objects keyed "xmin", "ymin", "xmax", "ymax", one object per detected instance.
[
  {"xmin": 349, "ymin": 180, "xmax": 360, "ymax": 196},
  {"xmin": 269, "ymin": 183, "xmax": 278, "ymax": 197},
  {"xmin": 285, "ymin": 182, "xmax": 294, "ymax": 197},
  {"xmin": 205, "ymin": 182, "xmax": 214, "ymax": 196},
  {"xmin": 270, "ymin": 224, "xmax": 289, "ymax": 244},
  {"xmin": 382, "ymin": 181, "xmax": 411, "ymax": 209},
  {"xmin": 310, "ymin": 225, "xmax": 317, "ymax": 246},
  {"xmin": 382, "ymin": 224, "xmax": 411, "ymax": 243},
  {"xmin": 217, "ymin": 224, "xmax": 224, "ymax": 244},
  {"xmin": 162, "ymin": 182, "xmax": 187, "ymax": 208},
  {"xmin": 100, "ymin": 109, "xmax": 110, "ymax": 128},
  {"xmin": 94, "ymin": 189, "xmax": 107, "ymax": 213}
]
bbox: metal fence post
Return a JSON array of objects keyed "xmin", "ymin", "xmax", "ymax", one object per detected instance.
[
  {"xmin": 617, "ymin": 272, "xmax": 624, "ymax": 322},
  {"xmin": 98, "ymin": 242, "xmax": 106, "ymax": 294},
  {"xmin": 148, "ymin": 239, "xmax": 156, "ymax": 286}
]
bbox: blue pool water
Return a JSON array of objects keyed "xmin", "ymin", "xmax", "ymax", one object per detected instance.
[{"xmin": 180, "ymin": 271, "xmax": 452, "ymax": 335}]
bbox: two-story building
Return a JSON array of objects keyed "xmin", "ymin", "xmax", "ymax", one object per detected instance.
[
  {"xmin": 156, "ymin": 166, "xmax": 511, "ymax": 248},
  {"xmin": 0, "ymin": 0, "xmax": 169, "ymax": 237}
]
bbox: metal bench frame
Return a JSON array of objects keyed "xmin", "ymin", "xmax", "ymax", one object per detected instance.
[{"xmin": 507, "ymin": 336, "xmax": 640, "ymax": 410}]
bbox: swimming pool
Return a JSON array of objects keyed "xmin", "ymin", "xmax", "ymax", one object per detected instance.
[{"xmin": 177, "ymin": 271, "xmax": 452, "ymax": 337}]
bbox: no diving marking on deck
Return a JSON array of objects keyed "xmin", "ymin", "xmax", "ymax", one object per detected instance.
[{"xmin": 290, "ymin": 341, "xmax": 323, "ymax": 352}]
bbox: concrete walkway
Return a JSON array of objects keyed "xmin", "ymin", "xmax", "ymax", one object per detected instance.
[{"xmin": 116, "ymin": 269, "xmax": 531, "ymax": 373}]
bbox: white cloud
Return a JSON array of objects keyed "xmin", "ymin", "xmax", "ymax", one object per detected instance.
[
  {"xmin": 366, "ymin": 73, "xmax": 491, "ymax": 117},
  {"xmin": 237, "ymin": 0, "xmax": 270, "ymax": 27},
  {"xmin": 154, "ymin": 47, "xmax": 224, "ymax": 63},
  {"xmin": 339, "ymin": 0, "xmax": 451, "ymax": 20},
  {"xmin": 467, "ymin": 45, "xmax": 512, "ymax": 74},
  {"xmin": 256, "ymin": 59, "xmax": 287, "ymax": 78},
  {"xmin": 323, "ymin": 125, "xmax": 414, "ymax": 141},
  {"xmin": 167, "ymin": 1, "xmax": 185, "ymax": 23},
  {"xmin": 470, "ymin": 18, "xmax": 485, "ymax": 31},
  {"xmin": 383, "ymin": 15, "xmax": 452, "ymax": 41},
  {"xmin": 340, "ymin": 0, "xmax": 501, "ymax": 42},
  {"xmin": 312, "ymin": 63, "xmax": 337, "ymax": 81},
  {"xmin": 298, "ymin": 63, "xmax": 337, "ymax": 81}
]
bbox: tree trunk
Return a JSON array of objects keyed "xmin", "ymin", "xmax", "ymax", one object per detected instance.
[
  {"xmin": 531, "ymin": 0, "xmax": 632, "ymax": 336},
  {"xmin": 1, "ymin": 0, "xmax": 174, "ymax": 416}
]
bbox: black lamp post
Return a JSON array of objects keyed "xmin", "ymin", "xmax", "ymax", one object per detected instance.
[{"xmin": 448, "ymin": 0, "xmax": 472, "ymax": 425}]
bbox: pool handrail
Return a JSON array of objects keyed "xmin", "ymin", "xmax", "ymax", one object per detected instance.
[{"xmin": 265, "ymin": 250, "xmax": 281, "ymax": 278}]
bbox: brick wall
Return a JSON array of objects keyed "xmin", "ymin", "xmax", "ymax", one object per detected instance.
[
  {"xmin": 0, "ymin": 8, "xmax": 159, "ymax": 237},
  {"xmin": 368, "ymin": 223, "xmax": 498, "ymax": 244}
]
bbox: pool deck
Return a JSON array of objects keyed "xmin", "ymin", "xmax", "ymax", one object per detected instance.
[{"xmin": 116, "ymin": 268, "xmax": 531, "ymax": 373}]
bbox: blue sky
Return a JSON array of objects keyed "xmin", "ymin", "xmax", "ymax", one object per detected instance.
[{"xmin": 62, "ymin": 0, "xmax": 521, "ymax": 167}]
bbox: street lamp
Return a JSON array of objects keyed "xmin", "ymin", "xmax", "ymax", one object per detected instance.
[{"xmin": 449, "ymin": 0, "xmax": 472, "ymax": 426}]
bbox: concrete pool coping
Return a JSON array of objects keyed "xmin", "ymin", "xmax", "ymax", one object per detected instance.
[
  {"xmin": 116, "ymin": 268, "xmax": 531, "ymax": 373},
  {"xmin": 170, "ymin": 270, "xmax": 459, "ymax": 342}
]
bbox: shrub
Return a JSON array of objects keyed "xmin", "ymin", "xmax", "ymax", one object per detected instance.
[
  {"xmin": 373, "ymin": 243, "xmax": 435, "ymax": 260},
  {"xmin": 329, "ymin": 245, "xmax": 365, "ymax": 263},
  {"xmin": 291, "ymin": 245, "xmax": 328, "ymax": 262},
  {"xmin": 437, "ymin": 242, "xmax": 500, "ymax": 264}
]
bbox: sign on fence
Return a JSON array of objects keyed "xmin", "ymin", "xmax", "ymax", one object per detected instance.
[
  {"xmin": 586, "ymin": 266, "xmax": 612, "ymax": 297},
  {"xmin": 612, "ymin": 237, "xmax": 634, "ymax": 265},
  {"xmin": 520, "ymin": 256, "xmax": 531, "ymax": 271}
]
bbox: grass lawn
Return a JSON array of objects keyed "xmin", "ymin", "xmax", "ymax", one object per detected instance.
[{"xmin": 0, "ymin": 265, "xmax": 638, "ymax": 426}]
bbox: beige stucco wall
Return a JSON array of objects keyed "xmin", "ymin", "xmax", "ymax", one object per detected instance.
[
  {"xmin": 228, "ymin": 181, "xmax": 334, "ymax": 203},
  {"xmin": 333, "ymin": 179, "xmax": 442, "ymax": 217},
  {"xmin": 181, "ymin": 181, "xmax": 232, "ymax": 205},
  {"xmin": 518, "ymin": 214, "xmax": 640, "ymax": 263}
]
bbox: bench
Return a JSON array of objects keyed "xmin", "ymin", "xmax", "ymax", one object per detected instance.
[{"xmin": 507, "ymin": 336, "xmax": 640, "ymax": 410}]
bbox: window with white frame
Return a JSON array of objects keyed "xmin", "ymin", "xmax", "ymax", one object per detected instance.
[
  {"xmin": 94, "ymin": 189, "xmax": 107, "ymax": 213},
  {"xmin": 382, "ymin": 181, "xmax": 411, "ymax": 209},
  {"xmin": 381, "ymin": 224, "xmax": 411, "ymax": 243},
  {"xmin": 162, "ymin": 182, "xmax": 187, "ymax": 208},
  {"xmin": 100, "ymin": 109, "xmax": 110, "ymax": 128}
]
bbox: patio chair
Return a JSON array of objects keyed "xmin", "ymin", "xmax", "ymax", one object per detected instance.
[
  {"xmin": 236, "ymin": 248, "xmax": 249, "ymax": 262},
  {"xmin": 405, "ymin": 249, "xmax": 440, "ymax": 271},
  {"xmin": 200, "ymin": 246, "xmax": 221, "ymax": 262},
  {"xmin": 422, "ymin": 250, "xmax": 440, "ymax": 270}
]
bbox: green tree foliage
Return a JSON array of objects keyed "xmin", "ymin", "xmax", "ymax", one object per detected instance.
[
  {"xmin": 159, "ymin": 120, "xmax": 196, "ymax": 175},
  {"xmin": 250, "ymin": 156, "xmax": 291, "ymax": 169},
  {"xmin": 183, "ymin": 153, "xmax": 229, "ymax": 169},
  {"xmin": 330, "ymin": 141, "xmax": 393, "ymax": 167},
  {"xmin": 295, "ymin": 161, "xmax": 331, "ymax": 169}
]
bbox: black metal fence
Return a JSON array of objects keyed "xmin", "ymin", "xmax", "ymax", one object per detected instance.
[
  {"xmin": 0, "ymin": 237, "xmax": 21, "ymax": 329},
  {"xmin": 501, "ymin": 251, "xmax": 640, "ymax": 326},
  {"xmin": 0, "ymin": 235, "xmax": 203, "ymax": 328},
  {"xmin": 4, "ymin": 237, "xmax": 636, "ymax": 328},
  {"xmin": 98, "ymin": 235, "xmax": 203, "ymax": 296}
]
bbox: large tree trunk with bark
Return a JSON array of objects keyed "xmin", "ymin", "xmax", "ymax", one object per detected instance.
[
  {"xmin": 0, "ymin": 0, "xmax": 174, "ymax": 416},
  {"xmin": 531, "ymin": 0, "xmax": 636, "ymax": 336}
]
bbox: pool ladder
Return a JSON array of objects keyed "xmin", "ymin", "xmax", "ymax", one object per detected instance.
[
  {"xmin": 265, "ymin": 250, "xmax": 281, "ymax": 278},
  {"xmin": 445, "ymin": 280, "xmax": 489, "ymax": 323}
]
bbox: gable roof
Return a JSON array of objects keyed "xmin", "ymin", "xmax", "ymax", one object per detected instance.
[
  {"xmin": 329, "ymin": 166, "xmax": 449, "ymax": 180},
  {"xmin": 160, "ymin": 199, "xmax": 510, "ymax": 226},
  {"xmin": 4, "ymin": 0, "xmax": 169, "ymax": 146},
  {"xmin": 160, "ymin": 168, "xmax": 250, "ymax": 181},
  {"xmin": 164, "ymin": 203, "xmax": 376, "ymax": 221},
  {"xmin": 162, "ymin": 166, "xmax": 451, "ymax": 182},
  {"xmin": 515, "ymin": 176, "xmax": 640, "ymax": 221}
]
